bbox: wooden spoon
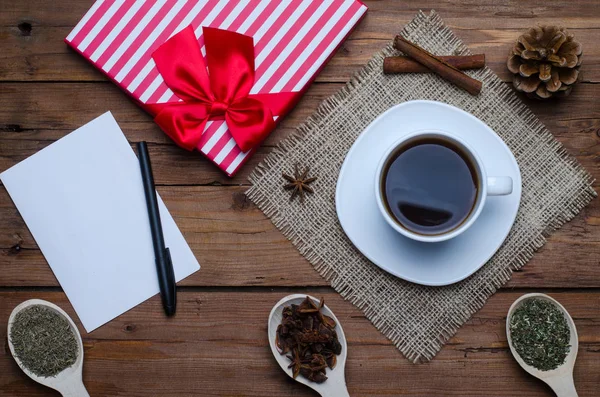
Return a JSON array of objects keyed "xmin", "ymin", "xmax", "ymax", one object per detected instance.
[
  {"xmin": 7, "ymin": 299, "xmax": 90, "ymax": 397},
  {"xmin": 268, "ymin": 294, "xmax": 350, "ymax": 397},
  {"xmin": 506, "ymin": 293, "xmax": 579, "ymax": 397}
]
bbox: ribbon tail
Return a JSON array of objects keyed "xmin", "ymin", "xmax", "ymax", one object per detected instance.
[
  {"xmin": 153, "ymin": 102, "xmax": 212, "ymax": 151},
  {"xmin": 225, "ymin": 91, "xmax": 302, "ymax": 152},
  {"xmin": 145, "ymin": 102, "xmax": 173, "ymax": 117},
  {"xmin": 225, "ymin": 97, "xmax": 275, "ymax": 152},
  {"xmin": 248, "ymin": 91, "xmax": 303, "ymax": 118}
]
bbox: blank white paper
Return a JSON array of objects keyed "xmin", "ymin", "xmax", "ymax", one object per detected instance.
[{"xmin": 0, "ymin": 112, "xmax": 200, "ymax": 332}]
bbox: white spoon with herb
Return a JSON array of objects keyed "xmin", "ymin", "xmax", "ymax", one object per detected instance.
[
  {"xmin": 268, "ymin": 294, "xmax": 349, "ymax": 397},
  {"xmin": 7, "ymin": 299, "xmax": 90, "ymax": 397},
  {"xmin": 506, "ymin": 293, "xmax": 578, "ymax": 397}
]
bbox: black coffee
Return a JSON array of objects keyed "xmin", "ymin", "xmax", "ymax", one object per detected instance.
[{"xmin": 382, "ymin": 138, "xmax": 478, "ymax": 235}]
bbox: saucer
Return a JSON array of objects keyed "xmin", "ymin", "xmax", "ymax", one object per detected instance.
[{"xmin": 335, "ymin": 100, "xmax": 522, "ymax": 286}]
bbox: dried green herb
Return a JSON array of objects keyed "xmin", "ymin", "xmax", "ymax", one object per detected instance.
[
  {"xmin": 509, "ymin": 298, "xmax": 570, "ymax": 371},
  {"xmin": 276, "ymin": 297, "xmax": 341, "ymax": 383},
  {"xmin": 10, "ymin": 305, "xmax": 78, "ymax": 377}
]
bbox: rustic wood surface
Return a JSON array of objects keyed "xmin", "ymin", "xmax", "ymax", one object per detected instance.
[{"xmin": 1, "ymin": 1, "xmax": 599, "ymax": 396}]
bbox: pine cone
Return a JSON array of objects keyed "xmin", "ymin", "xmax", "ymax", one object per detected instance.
[{"xmin": 507, "ymin": 25, "xmax": 582, "ymax": 99}]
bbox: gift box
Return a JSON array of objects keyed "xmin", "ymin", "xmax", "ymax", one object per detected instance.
[{"xmin": 65, "ymin": 0, "xmax": 367, "ymax": 176}]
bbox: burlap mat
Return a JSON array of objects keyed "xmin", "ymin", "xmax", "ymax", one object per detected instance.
[{"xmin": 246, "ymin": 11, "xmax": 595, "ymax": 362}]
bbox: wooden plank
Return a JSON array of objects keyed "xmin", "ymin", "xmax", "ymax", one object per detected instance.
[
  {"xmin": 0, "ymin": 136, "xmax": 270, "ymax": 186},
  {"xmin": 1, "ymin": 82, "xmax": 599, "ymax": 185},
  {"xmin": 0, "ymin": 81, "xmax": 338, "ymax": 186},
  {"xmin": 1, "ymin": 127, "xmax": 597, "ymax": 186},
  {"xmin": 2, "ymin": 0, "xmax": 600, "ymax": 28},
  {"xmin": 0, "ymin": 185, "xmax": 320, "ymax": 288},
  {"xmin": 0, "ymin": 81, "xmax": 333, "ymax": 146},
  {"xmin": 1, "ymin": 125, "xmax": 598, "ymax": 187},
  {"xmin": 0, "ymin": 290, "xmax": 598, "ymax": 396},
  {"xmin": 1, "ymin": 80, "xmax": 598, "ymax": 138},
  {"xmin": 1, "ymin": 26, "xmax": 599, "ymax": 83},
  {"xmin": 1, "ymin": 185, "xmax": 599, "ymax": 288}
]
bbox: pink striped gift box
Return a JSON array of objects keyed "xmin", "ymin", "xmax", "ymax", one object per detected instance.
[{"xmin": 65, "ymin": 0, "xmax": 368, "ymax": 177}]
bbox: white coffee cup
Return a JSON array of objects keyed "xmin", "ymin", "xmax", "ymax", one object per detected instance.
[{"xmin": 374, "ymin": 130, "xmax": 513, "ymax": 243}]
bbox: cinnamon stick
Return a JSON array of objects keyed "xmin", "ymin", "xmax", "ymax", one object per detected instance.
[
  {"xmin": 383, "ymin": 54, "xmax": 485, "ymax": 74},
  {"xmin": 393, "ymin": 36, "xmax": 483, "ymax": 95}
]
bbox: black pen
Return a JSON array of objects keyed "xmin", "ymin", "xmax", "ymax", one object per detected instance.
[{"xmin": 137, "ymin": 141, "xmax": 176, "ymax": 316}]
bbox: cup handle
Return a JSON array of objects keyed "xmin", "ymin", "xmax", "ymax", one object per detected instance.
[{"xmin": 487, "ymin": 176, "xmax": 513, "ymax": 196}]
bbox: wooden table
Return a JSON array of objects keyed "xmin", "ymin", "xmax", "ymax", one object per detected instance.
[{"xmin": 1, "ymin": 1, "xmax": 599, "ymax": 396}]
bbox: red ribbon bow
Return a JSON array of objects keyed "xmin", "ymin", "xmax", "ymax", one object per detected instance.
[{"xmin": 146, "ymin": 26, "xmax": 300, "ymax": 152}]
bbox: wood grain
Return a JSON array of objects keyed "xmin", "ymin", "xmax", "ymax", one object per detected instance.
[
  {"xmin": 0, "ymin": 291, "xmax": 599, "ymax": 397},
  {"xmin": 1, "ymin": 82, "xmax": 599, "ymax": 186},
  {"xmin": 2, "ymin": 0, "xmax": 600, "ymax": 28},
  {"xmin": 1, "ymin": 28, "xmax": 600, "ymax": 83},
  {"xmin": 1, "ymin": 184, "xmax": 599, "ymax": 288},
  {"xmin": 1, "ymin": 0, "xmax": 599, "ymax": 396}
]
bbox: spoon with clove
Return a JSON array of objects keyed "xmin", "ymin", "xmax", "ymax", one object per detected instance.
[
  {"xmin": 7, "ymin": 299, "xmax": 90, "ymax": 397},
  {"xmin": 506, "ymin": 293, "xmax": 579, "ymax": 397},
  {"xmin": 268, "ymin": 294, "xmax": 349, "ymax": 397}
]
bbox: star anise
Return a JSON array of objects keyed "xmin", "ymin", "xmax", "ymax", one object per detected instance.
[
  {"xmin": 286, "ymin": 347, "xmax": 302, "ymax": 379},
  {"xmin": 283, "ymin": 164, "xmax": 317, "ymax": 202}
]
